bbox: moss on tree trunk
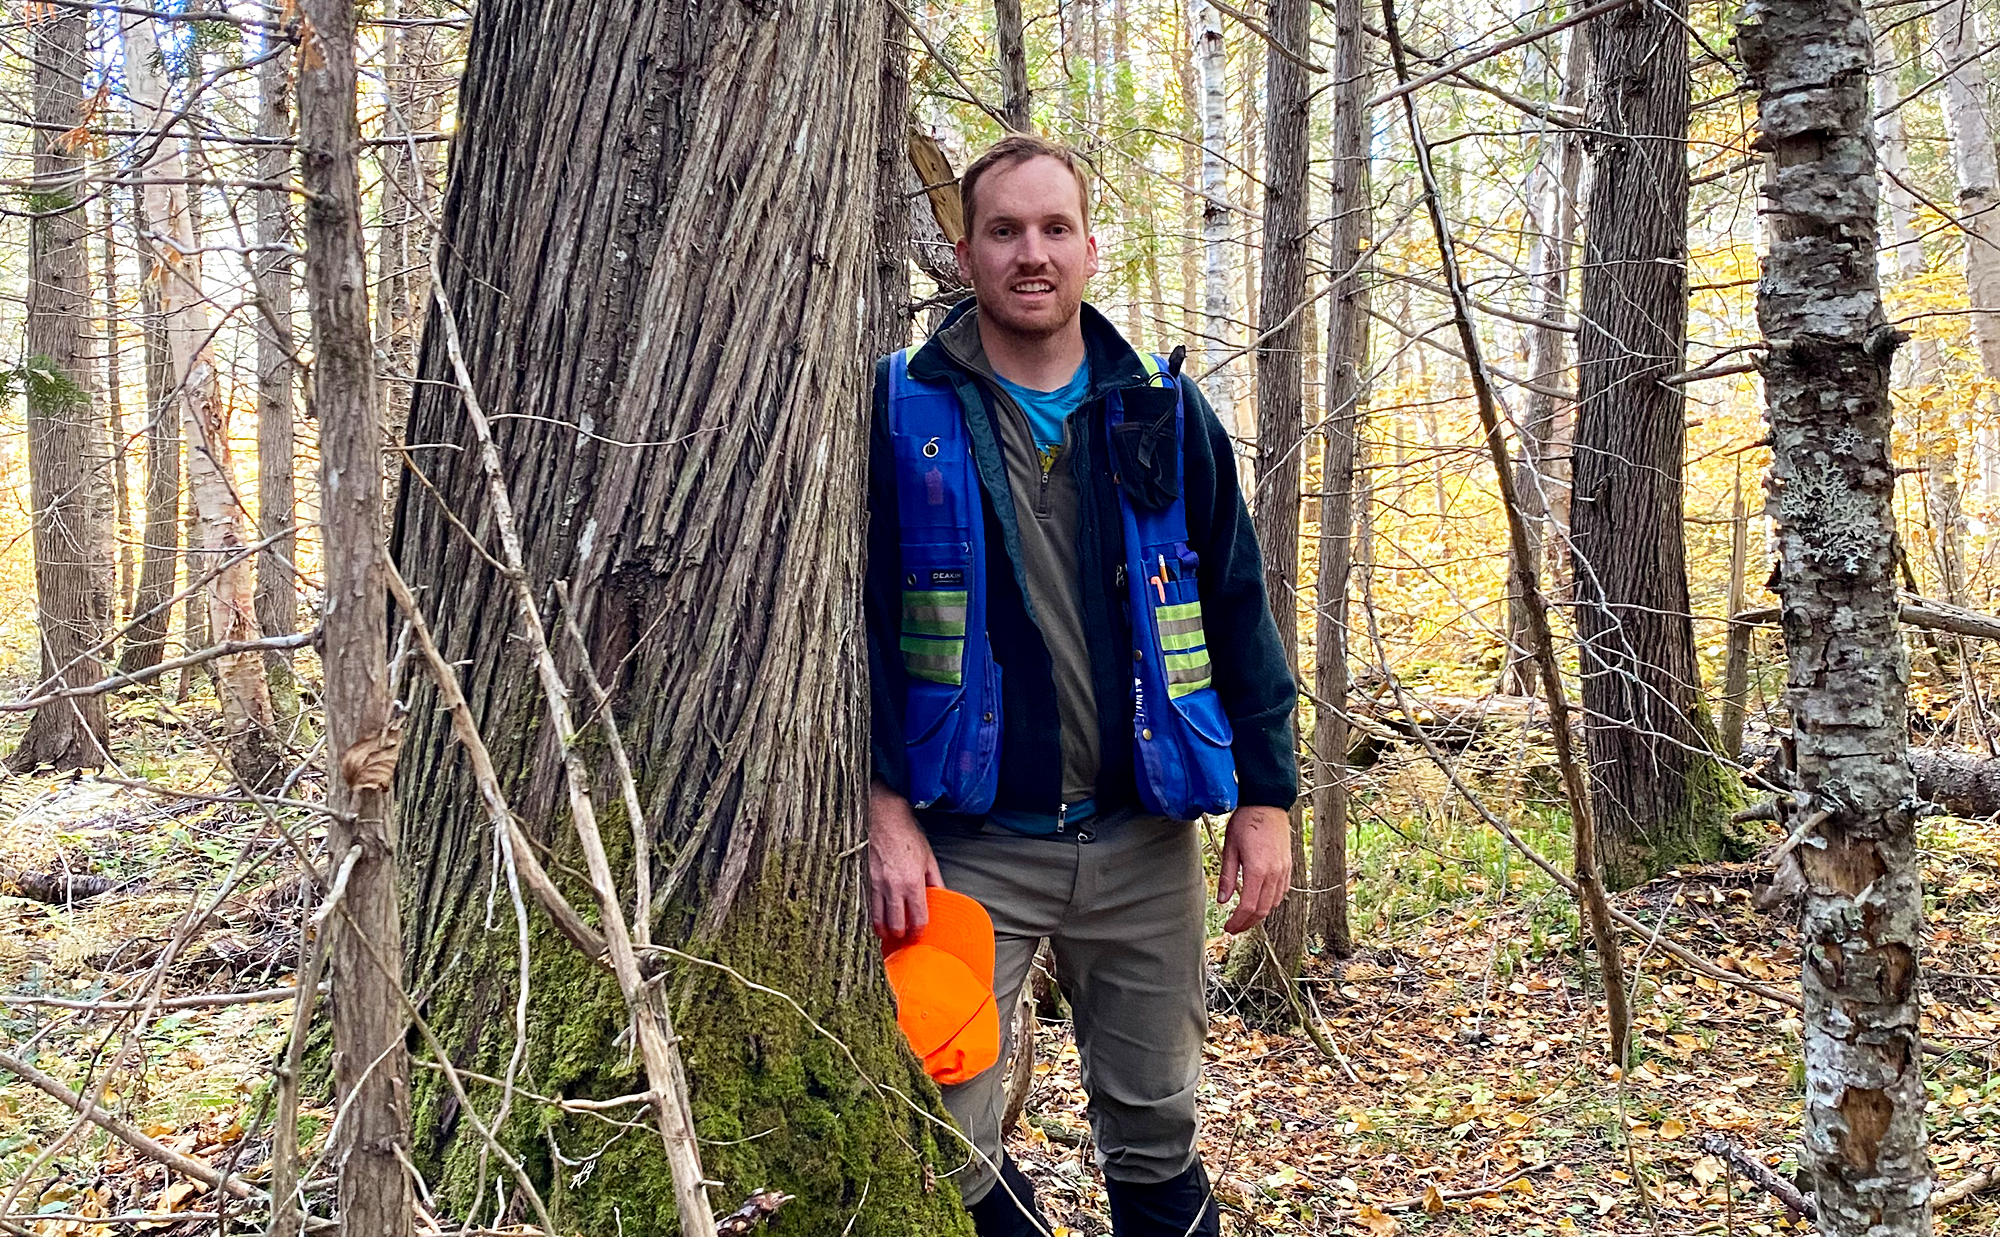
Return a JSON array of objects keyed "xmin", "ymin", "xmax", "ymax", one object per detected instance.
[
  {"xmin": 408, "ymin": 856, "xmax": 971, "ymax": 1235},
  {"xmin": 1596, "ymin": 705, "xmax": 1750, "ymax": 890}
]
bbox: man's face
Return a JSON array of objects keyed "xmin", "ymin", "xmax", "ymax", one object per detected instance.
[{"xmin": 956, "ymin": 156, "xmax": 1099, "ymax": 340}]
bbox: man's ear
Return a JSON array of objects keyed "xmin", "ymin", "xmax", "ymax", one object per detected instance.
[
  {"xmin": 954, "ymin": 237, "xmax": 973, "ymax": 286},
  {"xmin": 1085, "ymin": 232, "xmax": 1100, "ymax": 279}
]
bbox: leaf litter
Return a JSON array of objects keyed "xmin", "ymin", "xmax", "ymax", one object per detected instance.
[{"xmin": 2, "ymin": 745, "xmax": 1997, "ymax": 1236}]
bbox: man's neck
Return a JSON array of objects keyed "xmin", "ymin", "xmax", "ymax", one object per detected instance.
[{"xmin": 976, "ymin": 311, "xmax": 1087, "ymax": 391}]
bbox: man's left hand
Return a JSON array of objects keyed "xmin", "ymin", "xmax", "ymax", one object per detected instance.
[{"xmin": 1217, "ymin": 805, "xmax": 1292, "ymax": 934}]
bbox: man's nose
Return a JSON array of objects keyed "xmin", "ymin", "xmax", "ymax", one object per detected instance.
[{"xmin": 1018, "ymin": 228, "xmax": 1052, "ymax": 267}]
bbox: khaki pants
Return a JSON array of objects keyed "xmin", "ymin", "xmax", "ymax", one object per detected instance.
[{"xmin": 930, "ymin": 814, "xmax": 1209, "ymax": 1205}]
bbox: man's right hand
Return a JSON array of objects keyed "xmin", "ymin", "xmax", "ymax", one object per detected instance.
[{"xmin": 868, "ymin": 780, "xmax": 945, "ymax": 937}]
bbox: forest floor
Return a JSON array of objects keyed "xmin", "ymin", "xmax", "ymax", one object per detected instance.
[{"xmin": 1, "ymin": 717, "xmax": 1997, "ymax": 1236}]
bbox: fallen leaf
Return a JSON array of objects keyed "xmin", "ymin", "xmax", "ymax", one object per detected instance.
[
  {"xmin": 1422, "ymin": 1184, "xmax": 1445, "ymax": 1214},
  {"xmin": 1357, "ymin": 1203, "xmax": 1400, "ymax": 1235},
  {"xmin": 1661, "ymin": 1117, "xmax": 1689, "ymax": 1140}
]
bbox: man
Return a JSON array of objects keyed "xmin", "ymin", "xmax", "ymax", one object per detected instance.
[{"xmin": 866, "ymin": 133, "xmax": 1297, "ymax": 1237}]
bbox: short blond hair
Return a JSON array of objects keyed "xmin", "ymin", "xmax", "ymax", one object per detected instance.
[{"xmin": 959, "ymin": 134, "xmax": 1093, "ymax": 235}]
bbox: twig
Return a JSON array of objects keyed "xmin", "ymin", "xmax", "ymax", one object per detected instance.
[
  {"xmin": 1366, "ymin": 0, "xmax": 1644, "ymax": 108},
  {"xmin": 431, "ymin": 271, "xmax": 714, "ymax": 1233},
  {"xmin": 0, "ymin": 628, "xmax": 319, "ymax": 712},
  {"xmin": 0, "ymin": 1051, "xmax": 266, "ymax": 1203},
  {"xmin": 1, "ymin": 985, "xmax": 304, "ymax": 1012},
  {"xmin": 1378, "ymin": 0, "xmax": 1632, "ymax": 1071},
  {"xmin": 1262, "ymin": 934, "xmax": 1360, "ymax": 1082},
  {"xmin": 384, "ymin": 561, "xmax": 608, "ymax": 964}
]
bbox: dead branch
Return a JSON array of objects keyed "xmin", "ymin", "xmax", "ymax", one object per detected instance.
[
  {"xmin": 0, "ymin": 628, "xmax": 318, "ymax": 713},
  {"xmin": 0, "ymin": 870, "xmax": 120, "ymax": 902},
  {"xmin": 1701, "ymin": 1134, "xmax": 1814, "ymax": 1223},
  {"xmin": 1936, "ymin": 1165, "xmax": 2000, "ymax": 1208},
  {"xmin": 1379, "ymin": 0, "xmax": 1632, "ymax": 1071},
  {"xmin": 385, "ymin": 561, "xmax": 609, "ymax": 965},
  {"xmin": 1, "ymin": 985, "xmax": 303, "ymax": 1012},
  {"xmin": 715, "ymin": 1190, "xmax": 795, "ymax": 1235},
  {"xmin": 0, "ymin": 1050, "xmax": 266, "ymax": 1204},
  {"xmin": 1734, "ymin": 592, "xmax": 2000, "ymax": 641},
  {"xmin": 431, "ymin": 274, "xmax": 714, "ymax": 1232}
]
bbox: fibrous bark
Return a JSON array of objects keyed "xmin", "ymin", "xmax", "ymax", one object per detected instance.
[
  {"xmin": 11, "ymin": 5, "xmax": 112, "ymax": 773},
  {"xmin": 1572, "ymin": 0, "xmax": 1740, "ymax": 887},
  {"xmin": 121, "ymin": 15, "xmax": 278, "ymax": 787},
  {"xmin": 391, "ymin": 2, "xmax": 968, "ymax": 1230},
  {"xmin": 1227, "ymin": 0, "xmax": 1312, "ymax": 994},
  {"xmin": 1308, "ymin": 0, "xmax": 1373, "ymax": 957},
  {"xmin": 1738, "ymin": 1, "xmax": 1935, "ymax": 1230},
  {"xmin": 994, "ymin": 0, "xmax": 1031, "ymax": 130}
]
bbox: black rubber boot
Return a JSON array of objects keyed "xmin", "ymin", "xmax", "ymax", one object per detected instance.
[
  {"xmin": 967, "ymin": 1153, "xmax": 1051, "ymax": 1237},
  {"xmin": 1104, "ymin": 1158, "xmax": 1221, "ymax": 1237}
]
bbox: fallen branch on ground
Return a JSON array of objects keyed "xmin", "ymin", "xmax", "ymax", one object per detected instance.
[
  {"xmin": 2, "ymin": 985, "xmax": 304, "ymax": 1012},
  {"xmin": 1701, "ymin": 1133, "xmax": 1814, "ymax": 1223},
  {"xmin": 0, "ymin": 870, "xmax": 120, "ymax": 903},
  {"xmin": 0, "ymin": 1050, "xmax": 266, "ymax": 1204},
  {"xmin": 1936, "ymin": 1165, "xmax": 2000, "ymax": 1208}
]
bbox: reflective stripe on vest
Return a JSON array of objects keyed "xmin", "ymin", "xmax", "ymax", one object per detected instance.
[{"xmin": 885, "ymin": 345, "xmax": 1239, "ymax": 820}]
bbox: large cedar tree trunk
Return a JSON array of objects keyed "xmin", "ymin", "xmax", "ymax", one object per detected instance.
[
  {"xmin": 11, "ymin": 7, "xmax": 112, "ymax": 772},
  {"xmin": 1226, "ymin": 0, "xmax": 1310, "ymax": 994},
  {"xmin": 390, "ymin": 4, "xmax": 968, "ymax": 1232},
  {"xmin": 1572, "ymin": 0, "xmax": 1740, "ymax": 887},
  {"xmin": 1737, "ymin": 3, "xmax": 1935, "ymax": 1231}
]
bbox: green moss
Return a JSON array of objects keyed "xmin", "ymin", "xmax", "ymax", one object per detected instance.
[
  {"xmin": 1598, "ymin": 704, "xmax": 1753, "ymax": 890},
  {"xmin": 407, "ymin": 852, "xmax": 973, "ymax": 1236}
]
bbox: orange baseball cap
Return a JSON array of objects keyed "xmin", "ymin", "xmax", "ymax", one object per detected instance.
[{"xmin": 880, "ymin": 888, "xmax": 1000, "ymax": 1084}]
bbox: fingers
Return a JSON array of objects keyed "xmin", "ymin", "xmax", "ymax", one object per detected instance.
[
  {"xmin": 1217, "ymin": 836, "xmax": 1241, "ymax": 906},
  {"xmin": 1220, "ymin": 857, "xmax": 1292, "ymax": 935}
]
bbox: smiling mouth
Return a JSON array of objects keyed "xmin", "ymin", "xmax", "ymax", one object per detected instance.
[{"xmin": 1012, "ymin": 281, "xmax": 1055, "ymax": 295}]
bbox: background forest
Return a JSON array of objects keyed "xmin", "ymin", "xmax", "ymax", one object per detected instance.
[{"xmin": 0, "ymin": 0, "xmax": 1997, "ymax": 1234}]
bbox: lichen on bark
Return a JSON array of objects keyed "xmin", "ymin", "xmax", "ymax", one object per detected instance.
[{"xmin": 1737, "ymin": 0, "xmax": 1934, "ymax": 1229}]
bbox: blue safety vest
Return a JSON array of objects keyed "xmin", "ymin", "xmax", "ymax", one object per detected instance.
[{"xmin": 885, "ymin": 347, "xmax": 1239, "ymax": 822}]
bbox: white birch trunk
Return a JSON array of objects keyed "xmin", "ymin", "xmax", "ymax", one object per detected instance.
[
  {"xmin": 1878, "ymin": 38, "xmax": 1965, "ymax": 599},
  {"xmin": 121, "ymin": 16, "xmax": 277, "ymax": 785},
  {"xmin": 1194, "ymin": 0, "xmax": 1237, "ymax": 436},
  {"xmin": 1932, "ymin": 0, "xmax": 2000, "ymax": 499}
]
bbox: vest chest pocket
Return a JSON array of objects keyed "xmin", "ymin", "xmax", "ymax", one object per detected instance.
[{"xmin": 899, "ymin": 542, "xmax": 973, "ymax": 741}]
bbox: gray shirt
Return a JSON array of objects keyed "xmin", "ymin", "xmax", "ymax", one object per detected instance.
[{"xmin": 939, "ymin": 312, "xmax": 1101, "ymax": 805}]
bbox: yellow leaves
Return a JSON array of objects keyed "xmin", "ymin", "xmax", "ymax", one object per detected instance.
[
  {"xmin": 1355, "ymin": 1203, "xmax": 1400, "ymax": 1236},
  {"xmin": 1421, "ymin": 1184, "xmax": 1445, "ymax": 1214},
  {"xmin": 1691, "ymin": 1155, "xmax": 1726, "ymax": 1186},
  {"xmin": 1661, "ymin": 1116, "xmax": 1691, "ymax": 1140}
]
